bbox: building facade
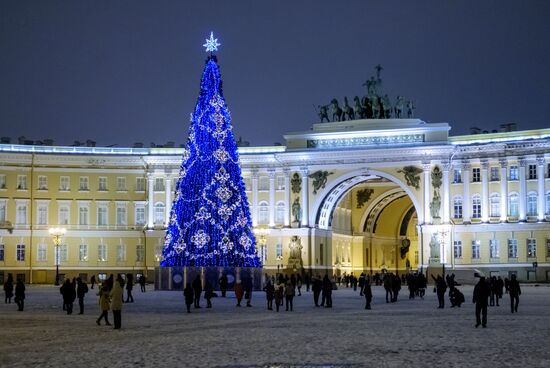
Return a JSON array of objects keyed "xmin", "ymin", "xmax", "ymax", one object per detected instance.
[{"xmin": 1, "ymin": 119, "xmax": 549, "ymax": 284}]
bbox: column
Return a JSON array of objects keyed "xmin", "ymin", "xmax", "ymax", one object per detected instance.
[
  {"xmin": 268, "ymin": 169, "xmax": 276, "ymax": 227},
  {"xmin": 283, "ymin": 168, "xmax": 291, "ymax": 227},
  {"xmin": 147, "ymin": 172, "xmax": 155, "ymax": 229},
  {"xmin": 300, "ymin": 167, "xmax": 309, "ymax": 227},
  {"xmin": 518, "ymin": 157, "xmax": 527, "ymax": 221},
  {"xmin": 499, "ymin": 159, "xmax": 508, "ymax": 222},
  {"xmin": 251, "ymin": 169, "xmax": 259, "ymax": 227},
  {"xmin": 442, "ymin": 161, "xmax": 451, "ymax": 223},
  {"xmin": 481, "ymin": 159, "xmax": 489, "ymax": 222},
  {"xmin": 164, "ymin": 174, "xmax": 172, "ymax": 227},
  {"xmin": 537, "ymin": 156, "xmax": 545, "ymax": 221},
  {"xmin": 422, "ymin": 161, "xmax": 431, "ymax": 224},
  {"xmin": 462, "ymin": 161, "xmax": 471, "ymax": 222}
]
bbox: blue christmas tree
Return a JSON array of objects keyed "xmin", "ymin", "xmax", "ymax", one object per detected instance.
[{"xmin": 161, "ymin": 34, "xmax": 261, "ymax": 268}]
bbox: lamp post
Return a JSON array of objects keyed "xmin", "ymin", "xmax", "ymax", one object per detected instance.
[
  {"xmin": 49, "ymin": 227, "xmax": 66, "ymax": 286},
  {"xmin": 253, "ymin": 226, "xmax": 270, "ymax": 265}
]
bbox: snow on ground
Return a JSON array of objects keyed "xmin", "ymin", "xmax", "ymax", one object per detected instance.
[{"xmin": 1, "ymin": 283, "xmax": 550, "ymax": 368}]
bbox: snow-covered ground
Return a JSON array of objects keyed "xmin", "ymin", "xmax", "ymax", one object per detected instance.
[{"xmin": 1, "ymin": 283, "xmax": 550, "ymax": 368}]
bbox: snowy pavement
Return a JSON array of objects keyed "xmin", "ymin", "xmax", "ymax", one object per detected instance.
[{"xmin": 1, "ymin": 284, "xmax": 550, "ymax": 368}]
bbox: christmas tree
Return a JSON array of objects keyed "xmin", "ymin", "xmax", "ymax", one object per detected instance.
[{"xmin": 161, "ymin": 33, "xmax": 261, "ymax": 268}]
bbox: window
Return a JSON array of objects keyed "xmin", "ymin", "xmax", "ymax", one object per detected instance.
[
  {"xmin": 508, "ymin": 239, "xmax": 518, "ymax": 258},
  {"xmin": 259, "ymin": 245, "xmax": 267, "ymax": 263},
  {"xmin": 17, "ymin": 175, "xmax": 27, "ymax": 190},
  {"xmin": 0, "ymin": 174, "xmax": 6, "ymax": 189},
  {"xmin": 136, "ymin": 244, "xmax": 145, "ymax": 262},
  {"xmin": 116, "ymin": 205, "xmax": 127, "ymax": 226},
  {"xmin": 276, "ymin": 243, "xmax": 282, "ymax": 258},
  {"xmin": 547, "ymin": 192, "xmax": 550, "ymax": 215},
  {"xmin": 453, "ymin": 169, "xmax": 462, "ymax": 183},
  {"xmin": 79, "ymin": 176, "xmax": 89, "ymax": 191},
  {"xmin": 116, "ymin": 177, "xmax": 126, "ymax": 191},
  {"xmin": 509, "ymin": 193, "xmax": 519, "ymax": 217},
  {"xmin": 259, "ymin": 176, "xmax": 269, "ymax": 191},
  {"xmin": 79, "ymin": 206, "xmax": 89, "ymax": 226},
  {"xmin": 472, "ymin": 168, "xmax": 481, "ymax": 182},
  {"xmin": 0, "ymin": 244, "xmax": 4, "ymax": 261},
  {"xmin": 16, "ymin": 244, "xmax": 25, "ymax": 261},
  {"xmin": 136, "ymin": 177, "xmax": 146, "ymax": 192},
  {"xmin": 471, "ymin": 240, "xmax": 480, "ymax": 259},
  {"xmin": 154, "ymin": 178, "xmax": 165, "ymax": 192},
  {"xmin": 37, "ymin": 205, "xmax": 48, "ymax": 225},
  {"xmin": 453, "ymin": 240, "xmax": 462, "ymax": 258},
  {"xmin": 490, "ymin": 239, "xmax": 500, "ymax": 258},
  {"xmin": 135, "ymin": 205, "xmax": 146, "ymax": 226},
  {"xmin": 98, "ymin": 177, "xmax": 107, "ymax": 191},
  {"xmin": 58, "ymin": 206, "xmax": 69, "ymax": 225},
  {"xmin": 490, "ymin": 167, "xmax": 500, "ymax": 181},
  {"xmin": 154, "ymin": 203, "xmax": 165, "ymax": 225},
  {"xmin": 509, "ymin": 166, "xmax": 519, "ymax": 181},
  {"xmin": 547, "ymin": 239, "xmax": 550, "ymax": 257},
  {"xmin": 527, "ymin": 239, "xmax": 537, "ymax": 258},
  {"xmin": 38, "ymin": 176, "xmax": 48, "ymax": 190},
  {"xmin": 527, "ymin": 193, "xmax": 537, "ymax": 216},
  {"xmin": 0, "ymin": 201, "xmax": 5, "ymax": 222},
  {"xmin": 155, "ymin": 245, "xmax": 163, "ymax": 261},
  {"xmin": 276, "ymin": 176, "xmax": 285, "ymax": 190},
  {"xmin": 275, "ymin": 202, "xmax": 285, "ymax": 224},
  {"xmin": 490, "ymin": 193, "xmax": 500, "ymax": 218},
  {"xmin": 243, "ymin": 177, "xmax": 251, "ymax": 191},
  {"xmin": 472, "ymin": 194, "xmax": 481, "ymax": 219},
  {"xmin": 79, "ymin": 244, "xmax": 88, "ymax": 262},
  {"xmin": 37, "ymin": 243, "xmax": 47, "ymax": 262},
  {"xmin": 59, "ymin": 244, "xmax": 68, "ymax": 262},
  {"xmin": 528, "ymin": 164, "xmax": 537, "ymax": 180},
  {"xmin": 98, "ymin": 244, "xmax": 107, "ymax": 262},
  {"xmin": 258, "ymin": 202, "xmax": 269, "ymax": 225},
  {"xmin": 97, "ymin": 204, "xmax": 108, "ymax": 226},
  {"xmin": 117, "ymin": 244, "xmax": 126, "ymax": 262},
  {"xmin": 16, "ymin": 203, "xmax": 27, "ymax": 224},
  {"xmin": 59, "ymin": 176, "xmax": 70, "ymax": 191},
  {"xmin": 453, "ymin": 196, "xmax": 463, "ymax": 219}
]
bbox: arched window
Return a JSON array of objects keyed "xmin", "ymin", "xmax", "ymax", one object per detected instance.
[
  {"xmin": 472, "ymin": 194, "xmax": 481, "ymax": 219},
  {"xmin": 490, "ymin": 193, "xmax": 500, "ymax": 218},
  {"xmin": 527, "ymin": 192, "xmax": 537, "ymax": 216},
  {"xmin": 154, "ymin": 203, "xmax": 165, "ymax": 225},
  {"xmin": 453, "ymin": 196, "xmax": 463, "ymax": 219},
  {"xmin": 275, "ymin": 201, "xmax": 285, "ymax": 224},
  {"xmin": 258, "ymin": 201, "xmax": 269, "ymax": 225},
  {"xmin": 508, "ymin": 193, "xmax": 519, "ymax": 217}
]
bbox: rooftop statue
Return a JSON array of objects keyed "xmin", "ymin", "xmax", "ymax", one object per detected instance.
[
  {"xmin": 330, "ymin": 98, "xmax": 343, "ymax": 122},
  {"xmin": 318, "ymin": 104, "xmax": 330, "ymax": 123},
  {"xmin": 342, "ymin": 97, "xmax": 354, "ymax": 121}
]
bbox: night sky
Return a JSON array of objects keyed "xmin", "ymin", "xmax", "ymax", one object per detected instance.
[{"xmin": 1, "ymin": 1, "xmax": 549, "ymax": 148}]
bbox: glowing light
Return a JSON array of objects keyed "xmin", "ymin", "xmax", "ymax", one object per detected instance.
[{"xmin": 203, "ymin": 32, "xmax": 221, "ymax": 52}]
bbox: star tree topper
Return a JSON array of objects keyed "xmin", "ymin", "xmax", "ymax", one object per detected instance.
[{"xmin": 203, "ymin": 32, "xmax": 221, "ymax": 52}]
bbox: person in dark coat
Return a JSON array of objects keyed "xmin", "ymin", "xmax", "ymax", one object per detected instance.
[
  {"xmin": 431, "ymin": 274, "xmax": 447, "ymax": 308},
  {"xmin": 312, "ymin": 275, "xmax": 322, "ymax": 307},
  {"xmin": 243, "ymin": 276, "xmax": 253, "ymax": 307},
  {"xmin": 192, "ymin": 275, "xmax": 202, "ymax": 308},
  {"xmin": 183, "ymin": 283, "xmax": 194, "ymax": 313},
  {"xmin": 364, "ymin": 276, "xmax": 373, "ymax": 310},
  {"xmin": 489, "ymin": 276, "xmax": 498, "ymax": 306},
  {"xmin": 60, "ymin": 279, "xmax": 75, "ymax": 315},
  {"xmin": 204, "ymin": 280, "xmax": 214, "ymax": 308},
  {"xmin": 234, "ymin": 281, "xmax": 244, "ymax": 307},
  {"xmin": 14, "ymin": 278, "xmax": 25, "ymax": 311},
  {"xmin": 416, "ymin": 272, "xmax": 427, "ymax": 298},
  {"xmin": 391, "ymin": 273, "xmax": 401, "ymax": 302},
  {"xmin": 472, "ymin": 276, "xmax": 491, "ymax": 328},
  {"xmin": 90, "ymin": 275, "xmax": 96, "ymax": 290},
  {"xmin": 139, "ymin": 274, "xmax": 146, "ymax": 292},
  {"xmin": 383, "ymin": 273, "xmax": 393, "ymax": 303},
  {"xmin": 106, "ymin": 274, "xmax": 114, "ymax": 291},
  {"xmin": 4, "ymin": 273, "xmax": 14, "ymax": 304},
  {"xmin": 508, "ymin": 274, "xmax": 521, "ymax": 313},
  {"xmin": 219, "ymin": 274, "xmax": 228, "ymax": 297},
  {"xmin": 125, "ymin": 274, "xmax": 134, "ymax": 303},
  {"xmin": 76, "ymin": 277, "xmax": 88, "ymax": 314},
  {"xmin": 263, "ymin": 279, "xmax": 275, "ymax": 310},
  {"xmin": 322, "ymin": 274, "xmax": 333, "ymax": 308},
  {"xmin": 449, "ymin": 287, "xmax": 465, "ymax": 307}
]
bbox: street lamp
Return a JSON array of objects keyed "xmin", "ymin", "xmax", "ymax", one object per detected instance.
[
  {"xmin": 253, "ymin": 226, "xmax": 270, "ymax": 264},
  {"xmin": 49, "ymin": 227, "xmax": 66, "ymax": 286}
]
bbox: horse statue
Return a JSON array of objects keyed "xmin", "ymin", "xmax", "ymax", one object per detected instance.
[
  {"xmin": 342, "ymin": 97, "xmax": 354, "ymax": 121},
  {"xmin": 353, "ymin": 96, "xmax": 366, "ymax": 119},
  {"xmin": 318, "ymin": 105, "xmax": 330, "ymax": 123},
  {"xmin": 394, "ymin": 96, "xmax": 404, "ymax": 118},
  {"xmin": 370, "ymin": 96, "xmax": 381, "ymax": 119},
  {"xmin": 407, "ymin": 100, "xmax": 415, "ymax": 118},
  {"xmin": 330, "ymin": 98, "xmax": 343, "ymax": 122},
  {"xmin": 382, "ymin": 94, "xmax": 392, "ymax": 118}
]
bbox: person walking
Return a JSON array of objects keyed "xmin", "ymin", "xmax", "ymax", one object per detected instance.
[
  {"xmin": 4, "ymin": 273, "xmax": 14, "ymax": 304},
  {"xmin": 110, "ymin": 274, "xmax": 124, "ymax": 329},
  {"xmin": 263, "ymin": 279, "xmax": 275, "ymax": 310},
  {"xmin": 322, "ymin": 274, "xmax": 333, "ymax": 308},
  {"xmin": 96, "ymin": 283, "xmax": 111, "ymax": 325},
  {"xmin": 139, "ymin": 274, "xmax": 146, "ymax": 292},
  {"xmin": 184, "ymin": 283, "xmax": 194, "ymax": 313},
  {"xmin": 364, "ymin": 276, "xmax": 373, "ymax": 310},
  {"xmin": 76, "ymin": 277, "xmax": 88, "ymax": 314},
  {"xmin": 192, "ymin": 275, "xmax": 202, "ymax": 309},
  {"xmin": 219, "ymin": 274, "xmax": 228, "ymax": 297},
  {"xmin": 60, "ymin": 279, "xmax": 75, "ymax": 315},
  {"xmin": 472, "ymin": 276, "xmax": 491, "ymax": 328},
  {"xmin": 296, "ymin": 274, "xmax": 302, "ymax": 296},
  {"xmin": 312, "ymin": 275, "xmax": 322, "ymax": 307},
  {"xmin": 125, "ymin": 274, "xmax": 134, "ymax": 303},
  {"xmin": 14, "ymin": 278, "xmax": 25, "ymax": 311},
  {"xmin": 204, "ymin": 280, "xmax": 214, "ymax": 308},
  {"xmin": 234, "ymin": 280, "xmax": 244, "ymax": 307},
  {"xmin": 274, "ymin": 282, "xmax": 283, "ymax": 312},
  {"xmin": 508, "ymin": 274, "xmax": 521, "ymax": 313},
  {"xmin": 285, "ymin": 282, "xmax": 295, "ymax": 311},
  {"xmin": 90, "ymin": 275, "xmax": 96, "ymax": 290},
  {"xmin": 243, "ymin": 276, "xmax": 253, "ymax": 307}
]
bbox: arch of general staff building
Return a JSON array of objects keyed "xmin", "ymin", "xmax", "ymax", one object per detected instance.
[{"xmin": 1, "ymin": 119, "xmax": 550, "ymax": 284}]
